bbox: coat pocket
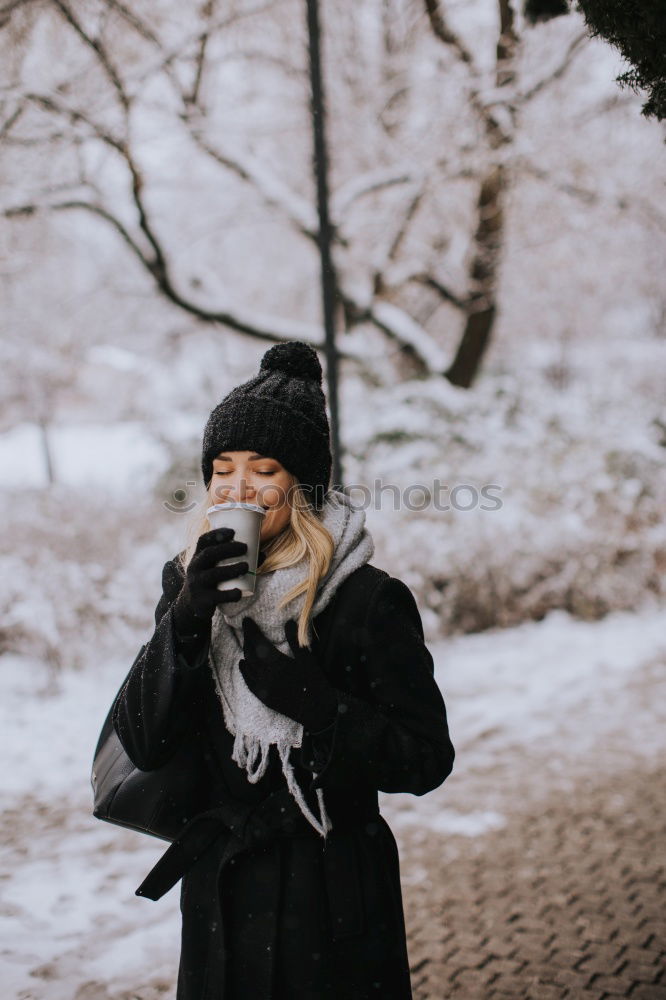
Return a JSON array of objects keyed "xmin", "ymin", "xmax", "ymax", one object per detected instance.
[{"xmin": 322, "ymin": 833, "xmax": 365, "ymax": 941}]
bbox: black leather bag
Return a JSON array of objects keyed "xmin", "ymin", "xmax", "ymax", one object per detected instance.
[{"xmin": 91, "ymin": 647, "xmax": 209, "ymax": 843}]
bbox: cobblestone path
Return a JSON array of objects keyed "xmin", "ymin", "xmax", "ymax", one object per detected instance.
[{"xmin": 400, "ymin": 763, "xmax": 665, "ymax": 999}]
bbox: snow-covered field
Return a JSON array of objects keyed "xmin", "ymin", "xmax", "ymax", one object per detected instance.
[{"xmin": 1, "ymin": 600, "xmax": 664, "ymax": 999}]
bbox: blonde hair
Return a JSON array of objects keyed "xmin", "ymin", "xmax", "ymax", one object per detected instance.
[{"xmin": 179, "ymin": 476, "xmax": 334, "ymax": 648}]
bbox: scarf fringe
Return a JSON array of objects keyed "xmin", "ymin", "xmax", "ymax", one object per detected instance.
[
  {"xmin": 231, "ymin": 729, "xmax": 331, "ymax": 838},
  {"xmin": 232, "ymin": 730, "xmax": 271, "ymax": 783},
  {"xmin": 277, "ymin": 743, "xmax": 332, "ymax": 839}
]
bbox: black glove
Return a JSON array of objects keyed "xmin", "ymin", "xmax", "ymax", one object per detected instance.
[
  {"xmin": 172, "ymin": 528, "xmax": 250, "ymax": 638},
  {"xmin": 239, "ymin": 618, "xmax": 338, "ymax": 733}
]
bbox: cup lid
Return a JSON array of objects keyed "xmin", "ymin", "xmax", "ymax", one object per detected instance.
[{"xmin": 206, "ymin": 502, "xmax": 266, "ymax": 517}]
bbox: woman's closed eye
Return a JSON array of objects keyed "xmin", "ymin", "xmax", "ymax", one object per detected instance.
[{"xmin": 214, "ymin": 470, "xmax": 276, "ymax": 477}]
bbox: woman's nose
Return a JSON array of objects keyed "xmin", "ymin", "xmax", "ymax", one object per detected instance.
[{"xmin": 227, "ymin": 476, "xmax": 256, "ymax": 500}]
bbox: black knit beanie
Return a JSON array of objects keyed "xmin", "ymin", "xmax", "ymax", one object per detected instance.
[{"xmin": 201, "ymin": 342, "xmax": 332, "ymax": 510}]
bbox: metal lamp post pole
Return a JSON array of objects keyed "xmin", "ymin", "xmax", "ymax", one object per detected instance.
[{"xmin": 305, "ymin": 0, "xmax": 343, "ymax": 490}]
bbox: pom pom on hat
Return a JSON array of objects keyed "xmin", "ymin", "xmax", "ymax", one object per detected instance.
[{"xmin": 260, "ymin": 341, "xmax": 323, "ymax": 384}]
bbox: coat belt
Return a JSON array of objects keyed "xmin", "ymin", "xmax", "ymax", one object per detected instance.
[{"xmin": 135, "ymin": 785, "xmax": 380, "ymax": 902}]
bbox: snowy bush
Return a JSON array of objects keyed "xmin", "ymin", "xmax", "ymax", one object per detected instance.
[
  {"xmin": 0, "ymin": 488, "xmax": 183, "ymax": 671},
  {"xmin": 342, "ymin": 347, "xmax": 666, "ymax": 638}
]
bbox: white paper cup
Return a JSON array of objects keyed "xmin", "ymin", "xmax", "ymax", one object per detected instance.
[{"xmin": 206, "ymin": 502, "xmax": 266, "ymax": 596}]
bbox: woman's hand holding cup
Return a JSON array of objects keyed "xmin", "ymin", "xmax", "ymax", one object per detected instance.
[{"xmin": 172, "ymin": 528, "xmax": 249, "ymax": 638}]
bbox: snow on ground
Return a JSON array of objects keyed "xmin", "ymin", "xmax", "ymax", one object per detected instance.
[
  {"xmin": 0, "ymin": 423, "xmax": 168, "ymax": 491},
  {"xmin": 1, "ymin": 602, "xmax": 665, "ymax": 998},
  {"xmin": 383, "ymin": 599, "xmax": 666, "ymax": 839}
]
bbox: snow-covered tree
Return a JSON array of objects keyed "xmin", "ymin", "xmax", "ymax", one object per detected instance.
[{"xmin": 3, "ymin": 0, "xmax": 661, "ymax": 400}]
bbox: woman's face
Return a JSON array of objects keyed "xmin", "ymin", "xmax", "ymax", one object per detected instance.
[{"xmin": 209, "ymin": 450, "xmax": 293, "ymax": 544}]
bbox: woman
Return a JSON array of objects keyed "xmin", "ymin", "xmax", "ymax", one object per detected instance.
[{"xmin": 112, "ymin": 341, "xmax": 454, "ymax": 1000}]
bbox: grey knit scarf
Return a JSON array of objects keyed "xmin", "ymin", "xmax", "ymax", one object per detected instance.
[{"xmin": 208, "ymin": 489, "xmax": 374, "ymax": 837}]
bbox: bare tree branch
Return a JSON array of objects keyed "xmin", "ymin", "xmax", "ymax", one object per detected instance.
[
  {"xmin": 518, "ymin": 158, "xmax": 666, "ymax": 233},
  {"xmin": 425, "ymin": 0, "xmax": 514, "ymax": 145},
  {"xmin": 4, "ymin": 203, "xmax": 37, "ymax": 217},
  {"xmin": 3, "ymin": 129, "xmax": 70, "ymax": 145},
  {"xmin": 2, "ymin": 196, "xmax": 320, "ymax": 343},
  {"xmin": 411, "ymin": 273, "xmax": 468, "ymax": 312},
  {"xmin": 19, "ymin": 89, "xmax": 336, "ymax": 348},
  {"xmin": 213, "ymin": 48, "xmax": 307, "ymax": 81},
  {"xmin": 331, "ymin": 165, "xmax": 418, "ymax": 220},
  {"xmin": 0, "ymin": 0, "xmax": 26, "ymax": 15},
  {"xmin": 337, "ymin": 283, "xmax": 446, "ymax": 376},
  {"xmin": 521, "ymin": 30, "xmax": 589, "ymax": 103},
  {"xmin": 56, "ymin": 199, "xmax": 152, "ymax": 265},
  {"xmin": 187, "ymin": 0, "xmax": 217, "ymax": 107},
  {"xmin": 518, "ymin": 159, "xmax": 596, "ymax": 203},
  {"xmin": 386, "ymin": 187, "xmax": 424, "ymax": 265},
  {"xmin": 496, "ymin": 0, "xmax": 518, "ymax": 88},
  {"xmin": 102, "ymin": 0, "xmax": 162, "ymax": 47},
  {"xmin": 423, "ymin": 0, "xmax": 474, "ymax": 68},
  {"xmin": 372, "ymin": 183, "xmax": 425, "ymax": 296},
  {"xmin": 23, "ymin": 90, "xmax": 172, "ymax": 278},
  {"xmin": 2, "ymin": 191, "xmax": 150, "ymax": 261},
  {"xmin": 25, "ymin": 92, "xmax": 124, "ymax": 150},
  {"xmin": 572, "ymin": 90, "xmax": 636, "ymax": 122},
  {"xmin": 3, "ymin": 196, "xmax": 389, "ymax": 386},
  {"xmin": 0, "ymin": 0, "xmax": 38, "ymax": 28},
  {"xmin": 130, "ymin": 1, "xmax": 282, "ymax": 94},
  {"xmin": 0, "ymin": 102, "xmax": 24, "ymax": 138},
  {"xmin": 367, "ymin": 300, "xmax": 448, "ymax": 373},
  {"xmin": 377, "ymin": 84, "xmax": 410, "ymax": 135},
  {"xmin": 186, "ymin": 126, "xmax": 319, "ymax": 240},
  {"xmin": 51, "ymin": 0, "xmax": 131, "ymax": 112}
]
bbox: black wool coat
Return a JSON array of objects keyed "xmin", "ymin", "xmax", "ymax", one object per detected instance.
[{"xmin": 113, "ymin": 557, "xmax": 455, "ymax": 1000}]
